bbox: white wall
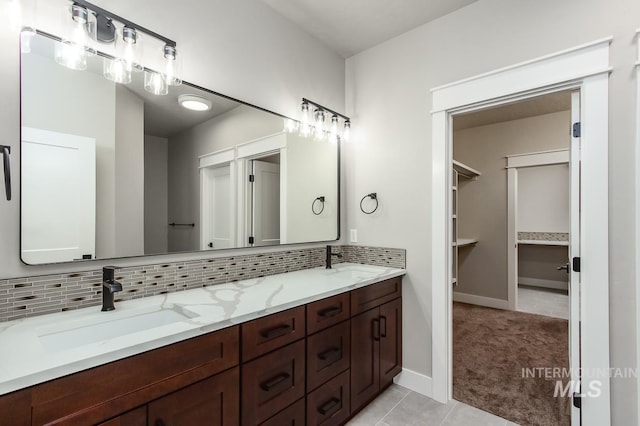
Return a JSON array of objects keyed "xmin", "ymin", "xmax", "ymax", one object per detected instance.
[
  {"xmin": 144, "ymin": 135, "xmax": 169, "ymax": 255},
  {"xmin": 345, "ymin": 0, "xmax": 638, "ymax": 422},
  {"xmin": 114, "ymin": 86, "xmax": 145, "ymax": 257},
  {"xmin": 518, "ymin": 164, "xmax": 569, "ymax": 233},
  {"xmin": 0, "ymin": 0, "xmax": 344, "ymax": 274}
]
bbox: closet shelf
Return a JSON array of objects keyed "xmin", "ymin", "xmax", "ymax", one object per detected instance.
[
  {"xmin": 456, "ymin": 238, "xmax": 478, "ymax": 248},
  {"xmin": 518, "ymin": 240, "xmax": 569, "ymax": 246},
  {"xmin": 453, "ymin": 160, "xmax": 481, "ymax": 179}
]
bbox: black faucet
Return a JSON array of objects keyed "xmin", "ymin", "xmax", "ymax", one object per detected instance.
[
  {"xmin": 102, "ymin": 266, "xmax": 123, "ymax": 311},
  {"xmin": 326, "ymin": 245, "xmax": 343, "ymax": 269}
]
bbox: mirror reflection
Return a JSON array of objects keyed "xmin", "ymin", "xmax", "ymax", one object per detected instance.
[{"xmin": 20, "ymin": 32, "xmax": 339, "ymax": 265}]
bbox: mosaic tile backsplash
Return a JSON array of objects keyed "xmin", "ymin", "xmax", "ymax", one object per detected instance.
[{"xmin": 0, "ymin": 245, "xmax": 405, "ymax": 323}]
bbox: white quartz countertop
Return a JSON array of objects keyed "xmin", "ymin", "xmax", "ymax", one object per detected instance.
[{"xmin": 0, "ymin": 263, "xmax": 405, "ymax": 396}]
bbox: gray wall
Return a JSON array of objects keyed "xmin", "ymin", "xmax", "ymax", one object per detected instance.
[
  {"xmin": 453, "ymin": 111, "xmax": 569, "ymax": 300},
  {"xmin": 168, "ymin": 105, "xmax": 283, "ymax": 252},
  {"xmin": 114, "ymin": 86, "xmax": 145, "ymax": 257},
  {"xmin": 144, "ymin": 136, "xmax": 169, "ymax": 255},
  {"xmin": 345, "ymin": 0, "xmax": 639, "ymax": 422}
]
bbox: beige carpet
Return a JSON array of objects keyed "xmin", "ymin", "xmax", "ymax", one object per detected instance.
[{"xmin": 453, "ymin": 302, "xmax": 571, "ymax": 426}]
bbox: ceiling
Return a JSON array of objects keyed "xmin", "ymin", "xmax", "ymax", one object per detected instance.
[
  {"xmin": 261, "ymin": 0, "xmax": 478, "ymax": 57},
  {"xmin": 453, "ymin": 92, "xmax": 572, "ymax": 131}
]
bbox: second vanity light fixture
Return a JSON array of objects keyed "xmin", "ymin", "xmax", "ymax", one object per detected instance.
[
  {"xmin": 287, "ymin": 98, "xmax": 351, "ymax": 143},
  {"xmin": 53, "ymin": 0, "xmax": 182, "ymax": 95}
]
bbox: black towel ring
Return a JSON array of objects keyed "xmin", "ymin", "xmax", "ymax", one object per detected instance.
[
  {"xmin": 312, "ymin": 196, "xmax": 325, "ymax": 215},
  {"xmin": 360, "ymin": 193, "xmax": 378, "ymax": 214}
]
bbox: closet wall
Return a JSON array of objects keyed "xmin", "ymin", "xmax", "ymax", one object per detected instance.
[{"xmin": 453, "ymin": 110, "xmax": 569, "ymax": 302}]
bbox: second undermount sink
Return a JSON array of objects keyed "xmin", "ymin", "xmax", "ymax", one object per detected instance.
[{"xmin": 38, "ymin": 309, "xmax": 190, "ymax": 352}]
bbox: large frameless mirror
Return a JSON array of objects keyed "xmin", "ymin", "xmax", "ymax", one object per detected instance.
[{"xmin": 20, "ymin": 31, "xmax": 339, "ymax": 265}]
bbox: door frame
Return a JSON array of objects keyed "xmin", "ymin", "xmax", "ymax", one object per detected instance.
[{"xmin": 431, "ymin": 38, "xmax": 612, "ymax": 425}]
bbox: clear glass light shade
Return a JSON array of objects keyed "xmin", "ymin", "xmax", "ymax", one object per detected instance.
[
  {"xmin": 328, "ymin": 115, "xmax": 339, "ymax": 143},
  {"xmin": 299, "ymin": 102, "xmax": 311, "ymax": 137},
  {"xmin": 314, "ymin": 109, "xmax": 326, "ymax": 141},
  {"xmin": 54, "ymin": 3, "xmax": 96, "ymax": 70},
  {"xmin": 284, "ymin": 118, "xmax": 298, "ymax": 133},
  {"xmin": 342, "ymin": 120, "xmax": 351, "ymax": 142},
  {"xmin": 144, "ymin": 70, "xmax": 168, "ymax": 95},
  {"xmin": 163, "ymin": 45, "xmax": 182, "ymax": 86},
  {"xmin": 103, "ymin": 57, "xmax": 131, "ymax": 84}
]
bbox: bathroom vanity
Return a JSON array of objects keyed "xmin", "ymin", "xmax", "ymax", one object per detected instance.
[{"xmin": 0, "ymin": 263, "xmax": 404, "ymax": 425}]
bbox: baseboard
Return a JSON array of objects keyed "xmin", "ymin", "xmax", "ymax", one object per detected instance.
[
  {"xmin": 518, "ymin": 277, "xmax": 568, "ymax": 291},
  {"xmin": 453, "ymin": 292, "xmax": 509, "ymax": 310},
  {"xmin": 393, "ymin": 368, "xmax": 432, "ymax": 398}
]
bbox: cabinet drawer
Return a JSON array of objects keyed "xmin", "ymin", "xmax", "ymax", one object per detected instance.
[
  {"xmin": 148, "ymin": 367, "xmax": 240, "ymax": 426},
  {"xmin": 307, "ymin": 321, "xmax": 350, "ymax": 392},
  {"xmin": 242, "ymin": 306, "xmax": 306, "ymax": 361},
  {"xmin": 259, "ymin": 397, "xmax": 305, "ymax": 426},
  {"xmin": 351, "ymin": 276, "xmax": 402, "ymax": 314},
  {"xmin": 307, "ymin": 292, "xmax": 350, "ymax": 335},
  {"xmin": 307, "ymin": 369, "xmax": 350, "ymax": 426},
  {"xmin": 31, "ymin": 325, "xmax": 239, "ymax": 425},
  {"xmin": 98, "ymin": 406, "xmax": 146, "ymax": 426},
  {"xmin": 242, "ymin": 340, "xmax": 306, "ymax": 426}
]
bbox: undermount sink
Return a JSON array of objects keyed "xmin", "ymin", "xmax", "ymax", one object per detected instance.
[
  {"xmin": 38, "ymin": 309, "xmax": 189, "ymax": 352},
  {"xmin": 331, "ymin": 264, "xmax": 381, "ymax": 279}
]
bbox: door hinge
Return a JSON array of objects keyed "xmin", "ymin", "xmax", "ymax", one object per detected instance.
[
  {"xmin": 573, "ymin": 392, "xmax": 582, "ymax": 409},
  {"xmin": 249, "ymin": 174, "xmax": 255, "ymax": 183},
  {"xmin": 248, "ymin": 236, "xmax": 255, "ymax": 244},
  {"xmin": 572, "ymin": 257, "xmax": 581, "ymax": 272},
  {"xmin": 572, "ymin": 122, "xmax": 581, "ymax": 138}
]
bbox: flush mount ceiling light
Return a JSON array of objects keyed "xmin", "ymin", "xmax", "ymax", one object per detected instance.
[
  {"xmin": 290, "ymin": 98, "xmax": 351, "ymax": 142},
  {"xmin": 47, "ymin": 0, "xmax": 182, "ymax": 95},
  {"xmin": 178, "ymin": 94, "xmax": 212, "ymax": 112}
]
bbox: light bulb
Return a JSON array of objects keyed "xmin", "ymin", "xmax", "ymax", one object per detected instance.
[
  {"xmin": 121, "ymin": 27, "xmax": 142, "ymax": 72},
  {"xmin": 314, "ymin": 109, "xmax": 325, "ymax": 141},
  {"xmin": 342, "ymin": 120, "xmax": 351, "ymax": 142},
  {"xmin": 104, "ymin": 57, "xmax": 131, "ymax": 84},
  {"xmin": 54, "ymin": 4, "xmax": 95, "ymax": 71},
  {"xmin": 144, "ymin": 70, "xmax": 168, "ymax": 95},
  {"xmin": 299, "ymin": 102, "xmax": 311, "ymax": 137},
  {"xmin": 284, "ymin": 118, "xmax": 298, "ymax": 133}
]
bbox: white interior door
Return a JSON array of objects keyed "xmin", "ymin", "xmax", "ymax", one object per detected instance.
[
  {"xmin": 201, "ymin": 164, "xmax": 233, "ymax": 250},
  {"xmin": 569, "ymin": 91, "xmax": 581, "ymax": 425},
  {"xmin": 251, "ymin": 160, "xmax": 280, "ymax": 246},
  {"xmin": 21, "ymin": 127, "xmax": 96, "ymax": 263}
]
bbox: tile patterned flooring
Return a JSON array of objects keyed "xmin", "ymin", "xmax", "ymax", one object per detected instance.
[
  {"xmin": 517, "ymin": 285, "xmax": 569, "ymax": 319},
  {"xmin": 346, "ymin": 385, "xmax": 517, "ymax": 426}
]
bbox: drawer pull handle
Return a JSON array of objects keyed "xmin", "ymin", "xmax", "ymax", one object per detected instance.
[
  {"xmin": 380, "ymin": 315, "xmax": 387, "ymax": 338},
  {"xmin": 318, "ymin": 397, "xmax": 341, "ymax": 415},
  {"xmin": 318, "ymin": 306, "xmax": 341, "ymax": 318},
  {"xmin": 372, "ymin": 318, "xmax": 380, "ymax": 341},
  {"xmin": 260, "ymin": 324, "xmax": 293, "ymax": 339},
  {"xmin": 260, "ymin": 372, "xmax": 291, "ymax": 391},
  {"xmin": 318, "ymin": 346, "xmax": 342, "ymax": 364}
]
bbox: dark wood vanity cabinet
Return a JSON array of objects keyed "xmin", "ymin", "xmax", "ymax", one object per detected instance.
[
  {"xmin": 350, "ymin": 278, "xmax": 403, "ymax": 414},
  {"xmin": 0, "ymin": 275, "xmax": 402, "ymax": 426}
]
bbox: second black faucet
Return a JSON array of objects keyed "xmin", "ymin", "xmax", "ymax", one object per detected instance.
[
  {"xmin": 102, "ymin": 266, "xmax": 123, "ymax": 311},
  {"xmin": 326, "ymin": 245, "xmax": 343, "ymax": 269}
]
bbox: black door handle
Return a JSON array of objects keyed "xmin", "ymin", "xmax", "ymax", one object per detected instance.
[
  {"xmin": 1, "ymin": 145, "xmax": 10, "ymax": 201},
  {"xmin": 318, "ymin": 346, "xmax": 342, "ymax": 364},
  {"xmin": 318, "ymin": 306, "xmax": 342, "ymax": 318},
  {"xmin": 260, "ymin": 372, "xmax": 291, "ymax": 391},
  {"xmin": 260, "ymin": 323, "xmax": 293, "ymax": 339},
  {"xmin": 318, "ymin": 397, "xmax": 340, "ymax": 415}
]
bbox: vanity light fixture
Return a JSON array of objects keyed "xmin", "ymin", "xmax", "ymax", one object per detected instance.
[
  {"xmin": 299, "ymin": 98, "xmax": 351, "ymax": 142},
  {"xmin": 51, "ymin": 0, "xmax": 182, "ymax": 95},
  {"xmin": 178, "ymin": 94, "xmax": 212, "ymax": 111}
]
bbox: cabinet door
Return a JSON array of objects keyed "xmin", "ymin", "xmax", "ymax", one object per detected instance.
[
  {"xmin": 379, "ymin": 298, "xmax": 402, "ymax": 388},
  {"xmin": 148, "ymin": 367, "xmax": 239, "ymax": 426},
  {"xmin": 350, "ymin": 308, "xmax": 380, "ymax": 413}
]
